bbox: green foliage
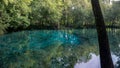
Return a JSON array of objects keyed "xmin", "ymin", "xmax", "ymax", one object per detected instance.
[
  {"xmin": 109, "ymin": 2, "xmax": 120, "ymax": 25},
  {"xmin": 60, "ymin": 0, "xmax": 94, "ymax": 27},
  {"xmin": 0, "ymin": 0, "xmax": 120, "ymax": 33},
  {"xmin": 30, "ymin": 0, "xmax": 63, "ymax": 26},
  {"xmin": 0, "ymin": 0, "xmax": 32, "ymax": 30},
  {"xmin": 0, "ymin": 23, "xmax": 8, "ymax": 35},
  {"xmin": 101, "ymin": 1, "xmax": 120, "ymax": 26},
  {"xmin": 0, "ymin": 10, "xmax": 9, "ymax": 34}
]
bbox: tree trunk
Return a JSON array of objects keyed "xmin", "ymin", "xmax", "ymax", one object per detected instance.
[
  {"xmin": 57, "ymin": 22, "xmax": 60, "ymax": 29},
  {"xmin": 91, "ymin": 0, "xmax": 114, "ymax": 68}
]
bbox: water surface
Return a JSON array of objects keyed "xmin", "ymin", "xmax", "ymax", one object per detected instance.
[{"xmin": 0, "ymin": 29, "xmax": 120, "ymax": 68}]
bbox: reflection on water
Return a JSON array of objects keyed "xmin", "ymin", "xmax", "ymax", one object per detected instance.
[
  {"xmin": 74, "ymin": 53, "xmax": 118, "ymax": 68},
  {"xmin": 75, "ymin": 53, "xmax": 100, "ymax": 68},
  {"xmin": 0, "ymin": 29, "xmax": 120, "ymax": 68}
]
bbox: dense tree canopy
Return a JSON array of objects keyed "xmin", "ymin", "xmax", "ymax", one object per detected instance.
[
  {"xmin": 0, "ymin": 0, "xmax": 119, "ymax": 34},
  {"xmin": 30, "ymin": 0, "xmax": 63, "ymax": 26}
]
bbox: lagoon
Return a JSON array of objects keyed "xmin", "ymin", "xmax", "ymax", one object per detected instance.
[{"xmin": 0, "ymin": 29, "xmax": 120, "ymax": 68}]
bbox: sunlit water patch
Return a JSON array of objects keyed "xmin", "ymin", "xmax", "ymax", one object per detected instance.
[{"xmin": 29, "ymin": 30, "xmax": 81, "ymax": 49}]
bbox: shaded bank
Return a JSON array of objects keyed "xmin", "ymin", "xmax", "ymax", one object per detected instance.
[{"xmin": 5, "ymin": 25, "xmax": 120, "ymax": 34}]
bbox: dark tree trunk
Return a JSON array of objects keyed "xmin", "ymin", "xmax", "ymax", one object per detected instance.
[
  {"xmin": 62, "ymin": 0, "xmax": 68, "ymax": 26},
  {"xmin": 91, "ymin": 0, "xmax": 114, "ymax": 68}
]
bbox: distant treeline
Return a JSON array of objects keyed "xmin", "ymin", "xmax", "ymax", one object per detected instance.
[{"xmin": 0, "ymin": 0, "xmax": 120, "ymax": 34}]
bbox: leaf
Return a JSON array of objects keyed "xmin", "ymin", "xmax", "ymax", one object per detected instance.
[
  {"xmin": 3, "ymin": 0, "xmax": 8, "ymax": 5},
  {"xmin": 9, "ymin": 0, "xmax": 14, "ymax": 3}
]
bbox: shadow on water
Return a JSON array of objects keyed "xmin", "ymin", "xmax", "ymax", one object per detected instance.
[{"xmin": 0, "ymin": 29, "xmax": 120, "ymax": 68}]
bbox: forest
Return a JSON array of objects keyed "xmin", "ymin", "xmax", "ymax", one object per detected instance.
[
  {"xmin": 0, "ymin": 0, "xmax": 120, "ymax": 68},
  {"xmin": 0, "ymin": 0, "xmax": 120, "ymax": 35}
]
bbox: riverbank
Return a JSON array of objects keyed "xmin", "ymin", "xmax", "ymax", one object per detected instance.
[{"xmin": 5, "ymin": 25, "xmax": 120, "ymax": 34}]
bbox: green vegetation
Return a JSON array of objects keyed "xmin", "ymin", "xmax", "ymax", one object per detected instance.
[
  {"xmin": 0, "ymin": 0, "xmax": 120, "ymax": 67},
  {"xmin": 0, "ymin": 0, "xmax": 120, "ymax": 34}
]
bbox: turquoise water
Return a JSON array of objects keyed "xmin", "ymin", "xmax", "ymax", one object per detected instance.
[
  {"xmin": 29, "ymin": 30, "xmax": 80, "ymax": 49},
  {"xmin": 0, "ymin": 29, "xmax": 120, "ymax": 68}
]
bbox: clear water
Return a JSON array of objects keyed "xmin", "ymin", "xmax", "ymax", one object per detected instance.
[{"xmin": 0, "ymin": 29, "xmax": 120, "ymax": 68}]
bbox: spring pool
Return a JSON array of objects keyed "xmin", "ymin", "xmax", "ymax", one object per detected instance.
[{"xmin": 0, "ymin": 29, "xmax": 120, "ymax": 68}]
